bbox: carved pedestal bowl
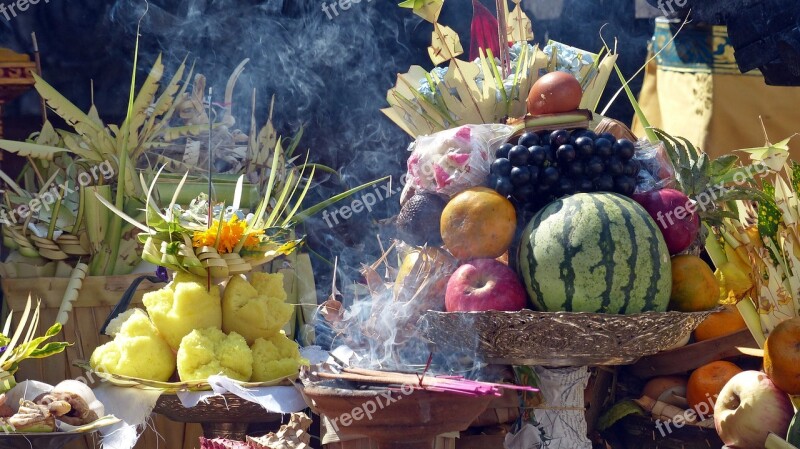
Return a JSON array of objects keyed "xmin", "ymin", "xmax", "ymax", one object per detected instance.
[{"xmin": 302, "ymin": 384, "xmax": 494, "ymax": 449}]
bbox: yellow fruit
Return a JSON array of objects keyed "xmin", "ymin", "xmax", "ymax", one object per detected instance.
[
  {"xmin": 395, "ymin": 251, "xmax": 421, "ymax": 291},
  {"xmin": 764, "ymin": 317, "xmax": 800, "ymax": 395},
  {"xmin": 440, "ymin": 187, "xmax": 516, "ymax": 260},
  {"xmin": 669, "ymin": 255, "xmax": 720, "ymax": 312},
  {"xmin": 694, "ymin": 305, "xmax": 748, "ymax": 341}
]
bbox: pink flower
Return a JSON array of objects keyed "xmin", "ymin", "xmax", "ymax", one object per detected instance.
[
  {"xmin": 455, "ymin": 126, "xmax": 471, "ymax": 141},
  {"xmin": 434, "ymin": 164, "xmax": 452, "ymax": 188},
  {"xmin": 448, "ymin": 152, "xmax": 470, "ymax": 165}
]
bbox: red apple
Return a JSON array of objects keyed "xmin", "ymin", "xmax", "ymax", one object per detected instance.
[
  {"xmin": 445, "ymin": 259, "xmax": 527, "ymax": 312},
  {"xmin": 714, "ymin": 370, "xmax": 793, "ymax": 449},
  {"xmin": 632, "ymin": 188, "xmax": 700, "ymax": 255}
]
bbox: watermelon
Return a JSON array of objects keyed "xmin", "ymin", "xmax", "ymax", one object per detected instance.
[{"xmin": 517, "ymin": 192, "xmax": 672, "ymax": 314}]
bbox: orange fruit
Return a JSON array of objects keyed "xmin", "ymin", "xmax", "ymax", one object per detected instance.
[
  {"xmin": 694, "ymin": 305, "xmax": 748, "ymax": 341},
  {"xmin": 669, "ymin": 255, "xmax": 720, "ymax": 312},
  {"xmin": 687, "ymin": 361, "xmax": 743, "ymax": 414},
  {"xmin": 764, "ymin": 317, "xmax": 800, "ymax": 395},
  {"xmin": 440, "ymin": 187, "xmax": 516, "ymax": 260}
]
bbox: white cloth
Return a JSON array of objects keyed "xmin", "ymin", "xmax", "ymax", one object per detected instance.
[
  {"xmin": 93, "ymin": 383, "xmax": 161, "ymax": 449},
  {"xmin": 176, "ymin": 377, "xmax": 306, "ymax": 413},
  {"xmin": 94, "ymin": 378, "xmax": 307, "ymax": 449},
  {"xmin": 504, "ymin": 366, "xmax": 592, "ymax": 449}
]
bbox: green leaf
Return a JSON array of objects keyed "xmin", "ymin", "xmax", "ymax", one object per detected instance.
[
  {"xmin": 718, "ymin": 186, "xmax": 770, "ymax": 203},
  {"xmin": 698, "ymin": 152, "xmax": 711, "ymax": 178},
  {"xmin": 597, "ymin": 400, "xmax": 644, "ymax": 432},
  {"xmin": 613, "ymin": 64, "xmax": 657, "ymax": 143},
  {"xmin": 92, "ymin": 190, "xmax": 151, "ymax": 234},
  {"xmin": 0, "ymin": 140, "xmax": 71, "ymax": 161},
  {"xmin": 759, "ymin": 181, "xmax": 781, "ymax": 248},
  {"xmin": 285, "ymin": 127, "xmax": 305, "ymax": 158},
  {"xmin": 791, "ymin": 161, "xmax": 800, "ymax": 193},
  {"xmin": 710, "ymin": 155, "xmax": 739, "ymax": 177},
  {"xmin": 281, "ymin": 166, "xmax": 317, "ymax": 227},
  {"xmin": 712, "ymin": 163, "xmax": 767, "ymax": 185},
  {"xmin": 296, "ymin": 163, "xmax": 340, "ymax": 180},
  {"xmin": 290, "ymin": 176, "xmax": 390, "ymax": 226},
  {"xmin": 28, "ymin": 342, "xmax": 69, "ymax": 359},
  {"xmin": 31, "ymin": 72, "xmax": 103, "ymax": 138},
  {"xmin": 44, "ymin": 323, "xmax": 62, "ymax": 338}
]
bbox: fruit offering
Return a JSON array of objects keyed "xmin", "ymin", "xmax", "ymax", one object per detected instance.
[
  {"xmin": 668, "ymin": 255, "xmax": 720, "ymax": 312},
  {"xmin": 90, "ymin": 273, "xmax": 306, "ymax": 383},
  {"xmin": 251, "ymin": 333, "xmax": 307, "ymax": 382},
  {"xmin": 526, "ymin": 71, "xmax": 583, "ymax": 116},
  {"xmin": 0, "ymin": 380, "xmax": 105, "ymax": 432},
  {"xmin": 693, "ymin": 305, "xmax": 747, "ymax": 341},
  {"xmin": 177, "ymin": 328, "xmax": 253, "ymax": 382},
  {"xmin": 764, "ymin": 317, "xmax": 800, "ymax": 395},
  {"xmin": 714, "ymin": 371, "xmax": 793, "ymax": 449},
  {"xmin": 142, "ymin": 273, "xmax": 223, "ymax": 350},
  {"xmin": 686, "ymin": 361, "xmax": 742, "ymax": 414},
  {"xmin": 396, "ymin": 192, "xmax": 447, "ymax": 246},
  {"xmin": 489, "ymin": 129, "xmax": 639, "ymax": 212},
  {"xmin": 518, "ymin": 192, "xmax": 672, "ymax": 314},
  {"xmin": 402, "ymin": 124, "xmax": 513, "ymax": 200},
  {"xmin": 632, "ymin": 188, "xmax": 700, "ymax": 255},
  {"xmin": 445, "ymin": 259, "xmax": 527, "ymax": 312},
  {"xmin": 222, "ymin": 273, "xmax": 294, "ymax": 344},
  {"xmin": 90, "ymin": 309, "xmax": 177, "ymax": 382},
  {"xmin": 440, "ymin": 187, "xmax": 517, "ymax": 260}
]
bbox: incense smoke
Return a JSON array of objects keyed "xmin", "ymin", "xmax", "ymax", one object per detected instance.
[{"xmin": 0, "ymin": 1, "xmax": 652, "ymax": 356}]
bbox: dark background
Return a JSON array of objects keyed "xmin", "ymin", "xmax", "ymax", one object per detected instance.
[{"xmin": 0, "ymin": 0, "xmax": 654, "ymax": 295}]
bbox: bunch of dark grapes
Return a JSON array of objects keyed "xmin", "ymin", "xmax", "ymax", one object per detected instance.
[{"xmin": 488, "ymin": 129, "xmax": 639, "ymax": 212}]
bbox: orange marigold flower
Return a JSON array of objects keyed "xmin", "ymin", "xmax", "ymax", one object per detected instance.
[{"xmin": 192, "ymin": 216, "xmax": 261, "ymax": 254}]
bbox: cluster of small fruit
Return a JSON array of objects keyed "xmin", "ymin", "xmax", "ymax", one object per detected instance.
[{"xmin": 488, "ymin": 129, "xmax": 640, "ymax": 211}]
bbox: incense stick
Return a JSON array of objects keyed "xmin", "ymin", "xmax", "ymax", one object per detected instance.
[
  {"xmin": 495, "ymin": 0, "xmax": 510, "ymax": 78},
  {"xmin": 31, "ymin": 32, "xmax": 46, "ymax": 126},
  {"xmin": 323, "ymin": 366, "xmax": 538, "ymax": 397},
  {"xmin": 206, "ymin": 87, "xmax": 213, "ymax": 292}
]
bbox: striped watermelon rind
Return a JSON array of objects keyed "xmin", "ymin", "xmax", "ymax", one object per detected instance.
[{"xmin": 517, "ymin": 192, "xmax": 672, "ymax": 314}]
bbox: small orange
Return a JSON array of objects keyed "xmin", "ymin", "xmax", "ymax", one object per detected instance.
[
  {"xmin": 686, "ymin": 361, "xmax": 743, "ymax": 415},
  {"xmin": 440, "ymin": 187, "xmax": 516, "ymax": 260},
  {"xmin": 669, "ymin": 255, "xmax": 720, "ymax": 312},
  {"xmin": 694, "ymin": 305, "xmax": 748, "ymax": 341},
  {"xmin": 764, "ymin": 317, "xmax": 800, "ymax": 395}
]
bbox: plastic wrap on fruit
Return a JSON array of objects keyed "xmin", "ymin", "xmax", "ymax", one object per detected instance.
[
  {"xmin": 400, "ymin": 124, "xmax": 514, "ymax": 204},
  {"xmin": 633, "ymin": 139, "xmax": 677, "ymax": 194},
  {"xmin": 543, "ymin": 41, "xmax": 596, "ymax": 82}
]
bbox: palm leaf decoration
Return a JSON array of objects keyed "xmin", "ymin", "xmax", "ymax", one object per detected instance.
[
  {"xmin": 0, "ymin": 296, "xmax": 70, "ymax": 392},
  {"xmin": 386, "ymin": 0, "xmax": 616, "ymax": 137}
]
